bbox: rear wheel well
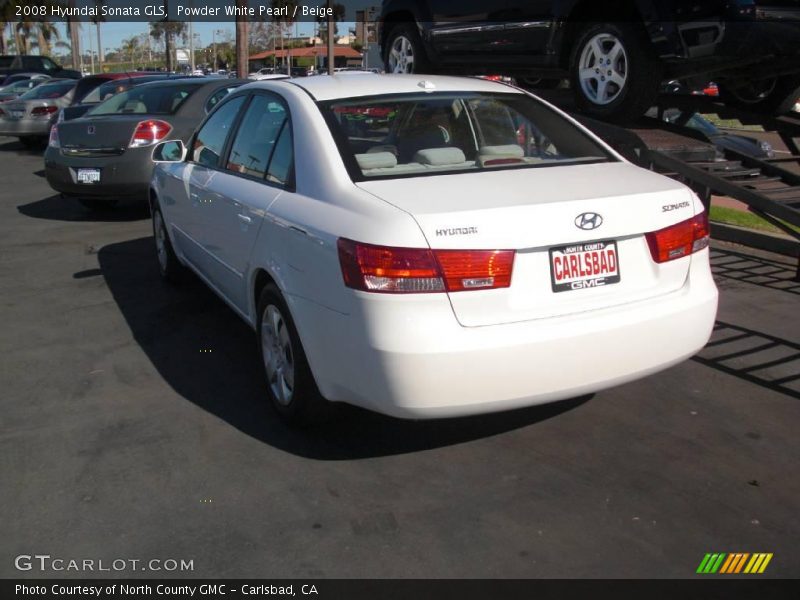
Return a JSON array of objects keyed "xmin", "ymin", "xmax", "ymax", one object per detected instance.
[
  {"xmin": 560, "ymin": 1, "xmax": 643, "ymax": 69},
  {"xmin": 252, "ymin": 269, "xmax": 276, "ymax": 321},
  {"xmin": 381, "ymin": 11, "xmax": 416, "ymax": 52}
]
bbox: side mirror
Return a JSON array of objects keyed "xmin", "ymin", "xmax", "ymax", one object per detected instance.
[{"xmin": 152, "ymin": 140, "xmax": 187, "ymax": 163}]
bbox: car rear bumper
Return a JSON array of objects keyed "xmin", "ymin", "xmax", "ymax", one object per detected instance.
[
  {"xmin": 293, "ymin": 249, "xmax": 718, "ymax": 419},
  {"xmin": 44, "ymin": 146, "xmax": 152, "ymax": 200},
  {"xmin": 0, "ymin": 118, "xmax": 50, "ymax": 137}
]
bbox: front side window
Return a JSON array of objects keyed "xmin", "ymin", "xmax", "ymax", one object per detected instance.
[
  {"xmin": 226, "ymin": 95, "xmax": 288, "ymax": 181},
  {"xmin": 321, "ymin": 92, "xmax": 614, "ymax": 180},
  {"xmin": 88, "ymin": 84, "xmax": 197, "ymax": 116},
  {"xmin": 191, "ymin": 95, "xmax": 246, "ymax": 168}
]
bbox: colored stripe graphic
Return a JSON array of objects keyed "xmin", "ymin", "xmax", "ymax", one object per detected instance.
[
  {"xmin": 697, "ymin": 553, "xmax": 727, "ymax": 573},
  {"xmin": 700, "ymin": 553, "xmax": 774, "ymax": 574}
]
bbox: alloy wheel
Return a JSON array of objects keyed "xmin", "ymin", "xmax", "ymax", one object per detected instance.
[
  {"xmin": 578, "ymin": 33, "xmax": 629, "ymax": 106},
  {"xmin": 388, "ymin": 35, "xmax": 415, "ymax": 74},
  {"xmin": 261, "ymin": 304, "xmax": 295, "ymax": 407}
]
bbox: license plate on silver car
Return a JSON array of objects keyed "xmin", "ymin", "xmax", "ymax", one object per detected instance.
[
  {"xmin": 9, "ymin": 110, "xmax": 24, "ymax": 119},
  {"xmin": 77, "ymin": 168, "xmax": 101, "ymax": 184}
]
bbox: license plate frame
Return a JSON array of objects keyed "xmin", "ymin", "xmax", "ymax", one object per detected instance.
[
  {"xmin": 76, "ymin": 168, "xmax": 101, "ymax": 184},
  {"xmin": 9, "ymin": 110, "xmax": 24, "ymax": 120},
  {"xmin": 549, "ymin": 239, "xmax": 621, "ymax": 293}
]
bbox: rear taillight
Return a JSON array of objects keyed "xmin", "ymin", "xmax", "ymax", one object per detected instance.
[
  {"xmin": 337, "ymin": 238, "xmax": 515, "ymax": 294},
  {"xmin": 48, "ymin": 125, "xmax": 59, "ymax": 148},
  {"xmin": 31, "ymin": 105, "xmax": 58, "ymax": 117},
  {"xmin": 645, "ymin": 212, "xmax": 710, "ymax": 264},
  {"xmin": 129, "ymin": 119, "xmax": 172, "ymax": 148}
]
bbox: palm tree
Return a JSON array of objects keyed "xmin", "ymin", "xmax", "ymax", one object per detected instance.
[
  {"xmin": 122, "ymin": 35, "xmax": 139, "ymax": 69},
  {"xmin": 1, "ymin": 2, "xmax": 17, "ymax": 54},
  {"xmin": 150, "ymin": 4, "xmax": 186, "ymax": 72},
  {"xmin": 34, "ymin": 22, "xmax": 61, "ymax": 56}
]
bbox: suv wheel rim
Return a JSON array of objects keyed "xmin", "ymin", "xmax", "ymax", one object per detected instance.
[
  {"xmin": 729, "ymin": 79, "xmax": 777, "ymax": 104},
  {"xmin": 154, "ymin": 211, "xmax": 167, "ymax": 272},
  {"xmin": 261, "ymin": 304, "xmax": 295, "ymax": 406},
  {"xmin": 578, "ymin": 33, "xmax": 628, "ymax": 106},
  {"xmin": 389, "ymin": 35, "xmax": 414, "ymax": 74}
]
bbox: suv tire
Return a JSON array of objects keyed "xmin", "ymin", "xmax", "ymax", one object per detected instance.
[
  {"xmin": 569, "ymin": 22, "xmax": 661, "ymax": 122},
  {"xmin": 384, "ymin": 24, "xmax": 431, "ymax": 74}
]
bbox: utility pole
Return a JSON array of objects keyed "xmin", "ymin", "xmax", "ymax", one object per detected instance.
[
  {"xmin": 96, "ymin": 22, "xmax": 103, "ymax": 66},
  {"xmin": 327, "ymin": 0, "xmax": 334, "ymax": 75},
  {"xmin": 189, "ymin": 20, "xmax": 195, "ymax": 72}
]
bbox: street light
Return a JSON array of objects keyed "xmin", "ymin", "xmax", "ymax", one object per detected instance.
[{"xmin": 212, "ymin": 29, "xmax": 224, "ymax": 72}]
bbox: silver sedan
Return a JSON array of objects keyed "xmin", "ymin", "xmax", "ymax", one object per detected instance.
[{"xmin": 0, "ymin": 79, "xmax": 75, "ymax": 147}]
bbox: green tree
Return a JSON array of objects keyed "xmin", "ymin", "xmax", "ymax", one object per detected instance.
[{"xmin": 150, "ymin": 2, "xmax": 186, "ymax": 71}]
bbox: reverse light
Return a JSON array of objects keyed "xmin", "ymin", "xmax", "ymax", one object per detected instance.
[
  {"xmin": 30, "ymin": 105, "xmax": 58, "ymax": 117},
  {"xmin": 645, "ymin": 212, "xmax": 710, "ymax": 264},
  {"xmin": 337, "ymin": 238, "xmax": 515, "ymax": 294},
  {"xmin": 129, "ymin": 119, "xmax": 172, "ymax": 148},
  {"xmin": 48, "ymin": 124, "xmax": 60, "ymax": 148}
]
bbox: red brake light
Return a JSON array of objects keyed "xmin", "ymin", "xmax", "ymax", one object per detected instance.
[
  {"xmin": 129, "ymin": 119, "xmax": 172, "ymax": 148},
  {"xmin": 48, "ymin": 124, "xmax": 60, "ymax": 148},
  {"xmin": 337, "ymin": 239, "xmax": 515, "ymax": 294},
  {"xmin": 435, "ymin": 249, "xmax": 515, "ymax": 291},
  {"xmin": 31, "ymin": 105, "xmax": 58, "ymax": 117},
  {"xmin": 645, "ymin": 212, "xmax": 710, "ymax": 263}
]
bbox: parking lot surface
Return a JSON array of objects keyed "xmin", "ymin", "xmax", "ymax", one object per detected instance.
[{"xmin": 1, "ymin": 136, "xmax": 798, "ymax": 578}]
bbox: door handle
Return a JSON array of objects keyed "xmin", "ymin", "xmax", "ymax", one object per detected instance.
[
  {"xmin": 237, "ymin": 213, "xmax": 252, "ymax": 224},
  {"xmin": 288, "ymin": 225, "xmax": 307, "ymax": 235}
]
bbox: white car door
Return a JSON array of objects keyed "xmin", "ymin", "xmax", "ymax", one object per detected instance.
[
  {"xmin": 192, "ymin": 92, "xmax": 293, "ymax": 314},
  {"xmin": 173, "ymin": 95, "xmax": 246, "ymax": 277}
]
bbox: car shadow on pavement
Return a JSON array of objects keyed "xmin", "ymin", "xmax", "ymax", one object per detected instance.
[
  {"xmin": 98, "ymin": 237, "xmax": 591, "ymax": 460},
  {"xmin": 18, "ymin": 194, "xmax": 150, "ymax": 223},
  {"xmin": 0, "ymin": 138, "xmax": 45, "ymax": 154}
]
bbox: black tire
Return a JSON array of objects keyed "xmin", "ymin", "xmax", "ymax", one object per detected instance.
[
  {"xmin": 518, "ymin": 77, "xmax": 562, "ymax": 91},
  {"xmin": 718, "ymin": 75, "xmax": 800, "ymax": 116},
  {"xmin": 152, "ymin": 206, "xmax": 184, "ymax": 283},
  {"xmin": 383, "ymin": 23, "xmax": 432, "ymax": 74},
  {"xmin": 256, "ymin": 284, "xmax": 328, "ymax": 426},
  {"xmin": 78, "ymin": 198, "xmax": 118, "ymax": 211},
  {"xmin": 569, "ymin": 22, "xmax": 661, "ymax": 122}
]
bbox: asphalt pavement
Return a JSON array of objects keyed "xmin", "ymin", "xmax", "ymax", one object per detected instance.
[{"xmin": 1, "ymin": 137, "xmax": 798, "ymax": 578}]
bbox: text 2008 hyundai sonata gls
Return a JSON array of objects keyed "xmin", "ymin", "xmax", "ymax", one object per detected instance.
[{"xmin": 149, "ymin": 75, "xmax": 718, "ymax": 424}]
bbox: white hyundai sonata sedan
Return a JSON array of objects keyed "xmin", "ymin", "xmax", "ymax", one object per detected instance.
[{"xmin": 149, "ymin": 74, "xmax": 718, "ymax": 424}]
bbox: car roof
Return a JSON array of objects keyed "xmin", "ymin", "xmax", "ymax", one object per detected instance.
[
  {"xmin": 131, "ymin": 77, "xmax": 244, "ymax": 89},
  {"xmin": 280, "ymin": 74, "xmax": 521, "ymax": 101}
]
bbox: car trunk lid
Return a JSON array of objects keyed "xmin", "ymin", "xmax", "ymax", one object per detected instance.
[
  {"xmin": 356, "ymin": 162, "xmax": 701, "ymax": 327},
  {"xmin": 56, "ymin": 115, "xmax": 150, "ymax": 156}
]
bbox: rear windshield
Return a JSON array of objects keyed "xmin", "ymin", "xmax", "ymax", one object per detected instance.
[
  {"xmin": 87, "ymin": 83, "xmax": 198, "ymax": 116},
  {"xmin": 81, "ymin": 79, "xmax": 132, "ymax": 104},
  {"xmin": 19, "ymin": 81, "xmax": 75, "ymax": 100},
  {"xmin": 321, "ymin": 92, "xmax": 614, "ymax": 180}
]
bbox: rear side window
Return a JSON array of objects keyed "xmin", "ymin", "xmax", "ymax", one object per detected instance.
[
  {"xmin": 226, "ymin": 95, "xmax": 288, "ymax": 180},
  {"xmin": 191, "ymin": 95, "xmax": 246, "ymax": 168},
  {"xmin": 266, "ymin": 125, "xmax": 293, "ymax": 186},
  {"xmin": 19, "ymin": 81, "xmax": 74, "ymax": 99},
  {"xmin": 87, "ymin": 84, "xmax": 198, "ymax": 116},
  {"xmin": 205, "ymin": 85, "xmax": 241, "ymax": 113}
]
